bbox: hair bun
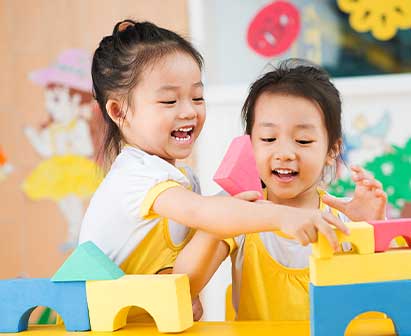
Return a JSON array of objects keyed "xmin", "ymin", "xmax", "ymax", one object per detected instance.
[{"xmin": 113, "ymin": 20, "xmax": 136, "ymax": 34}]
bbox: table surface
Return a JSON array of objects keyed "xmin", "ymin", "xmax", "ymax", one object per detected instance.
[{"xmin": 16, "ymin": 319, "xmax": 397, "ymax": 336}]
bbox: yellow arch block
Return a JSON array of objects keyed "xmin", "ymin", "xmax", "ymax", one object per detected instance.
[
  {"xmin": 312, "ymin": 222, "xmax": 374, "ymax": 259},
  {"xmin": 310, "ymin": 249, "xmax": 411, "ymax": 286},
  {"xmin": 86, "ymin": 274, "xmax": 193, "ymax": 332}
]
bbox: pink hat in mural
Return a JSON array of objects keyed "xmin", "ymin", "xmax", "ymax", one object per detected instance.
[{"xmin": 29, "ymin": 49, "xmax": 92, "ymax": 92}]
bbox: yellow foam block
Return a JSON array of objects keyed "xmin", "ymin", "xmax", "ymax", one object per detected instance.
[
  {"xmin": 310, "ymin": 249, "xmax": 411, "ymax": 286},
  {"xmin": 312, "ymin": 222, "xmax": 374, "ymax": 259},
  {"xmin": 86, "ymin": 274, "xmax": 193, "ymax": 332}
]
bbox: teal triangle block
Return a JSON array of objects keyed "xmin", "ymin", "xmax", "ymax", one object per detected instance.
[{"xmin": 51, "ymin": 241, "xmax": 125, "ymax": 282}]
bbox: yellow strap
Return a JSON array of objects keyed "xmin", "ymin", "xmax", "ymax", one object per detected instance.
[
  {"xmin": 140, "ymin": 181, "xmax": 182, "ymax": 219},
  {"xmin": 224, "ymin": 238, "xmax": 237, "ymax": 255}
]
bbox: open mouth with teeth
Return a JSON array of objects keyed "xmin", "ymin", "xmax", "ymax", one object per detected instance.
[
  {"xmin": 171, "ymin": 126, "xmax": 194, "ymax": 143},
  {"xmin": 272, "ymin": 168, "xmax": 298, "ymax": 181}
]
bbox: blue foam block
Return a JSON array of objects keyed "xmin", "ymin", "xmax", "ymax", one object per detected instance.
[
  {"xmin": 310, "ymin": 280, "xmax": 411, "ymax": 336},
  {"xmin": 0, "ymin": 278, "xmax": 90, "ymax": 332}
]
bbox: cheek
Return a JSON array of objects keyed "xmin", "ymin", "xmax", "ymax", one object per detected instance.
[
  {"xmin": 151, "ymin": 114, "xmax": 172, "ymax": 129},
  {"xmin": 197, "ymin": 108, "xmax": 206, "ymax": 127},
  {"xmin": 253, "ymin": 146, "xmax": 271, "ymax": 173},
  {"xmin": 301, "ymin": 152, "xmax": 326, "ymax": 174},
  {"xmin": 250, "ymin": 133, "xmax": 271, "ymax": 170}
]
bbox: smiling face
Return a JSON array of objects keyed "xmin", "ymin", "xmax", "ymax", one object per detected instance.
[
  {"xmin": 251, "ymin": 92, "xmax": 337, "ymax": 208},
  {"xmin": 119, "ymin": 52, "xmax": 205, "ymax": 164}
]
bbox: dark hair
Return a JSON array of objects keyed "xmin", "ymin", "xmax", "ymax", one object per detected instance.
[
  {"xmin": 242, "ymin": 59, "xmax": 342, "ymax": 154},
  {"xmin": 92, "ymin": 19, "xmax": 203, "ymax": 168}
]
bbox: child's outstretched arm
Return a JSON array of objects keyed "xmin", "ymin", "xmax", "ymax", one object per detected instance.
[
  {"xmin": 172, "ymin": 191, "xmax": 260, "ymax": 298},
  {"xmin": 322, "ymin": 165, "xmax": 387, "ymax": 221},
  {"xmin": 173, "ymin": 230, "xmax": 229, "ymax": 298},
  {"xmin": 153, "ymin": 186, "xmax": 349, "ymax": 250}
]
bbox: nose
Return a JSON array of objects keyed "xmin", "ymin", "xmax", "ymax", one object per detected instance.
[
  {"xmin": 178, "ymin": 100, "xmax": 197, "ymax": 120},
  {"xmin": 272, "ymin": 143, "xmax": 296, "ymax": 161}
]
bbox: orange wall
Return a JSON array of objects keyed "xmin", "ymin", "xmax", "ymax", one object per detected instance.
[{"xmin": 0, "ymin": 0, "xmax": 190, "ymax": 278}]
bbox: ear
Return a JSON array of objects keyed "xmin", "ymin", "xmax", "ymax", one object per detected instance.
[
  {"xmin": 326, "ymin": 138, "xmax": 342, "ymax": 166},
  {"xmin": 106, "ymin": 99, "xmax": 125, "ymax": 126}
]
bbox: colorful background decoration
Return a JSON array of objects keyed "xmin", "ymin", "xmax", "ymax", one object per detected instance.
[
  {"xmin": 22, "ymin": 49, "xmax": 103, "ymax": 252},
  {"xmin": 330, "ymin": 137, "xmax": 411, "ymax": 219},
  {"xmin": 338, "ymin": 0, "xmax": 411, "ymax": 41},
  {"xmin": 247, "ymin": 1, "xmax": 301, "ymax": 57}
]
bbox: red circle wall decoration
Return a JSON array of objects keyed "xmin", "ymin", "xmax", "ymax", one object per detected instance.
[{"xmin": 247, "ymin": 1, "xmax": 301, "ymax": 58}]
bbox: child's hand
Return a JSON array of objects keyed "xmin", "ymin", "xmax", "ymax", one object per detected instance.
[
  {"xmin": 278, "ymin": 207, "xmax": 349, "ymax": 251},
  {"xmin": 192, "ymin": 296, "xmax": 203, "ymax": 321},
  {"xmin": 233, "ymin": 190, "xmax": 262, "ymax": 202},
  {"xmin": 322, "ymin": 166, "xmax": 387, "ymax": 221}
]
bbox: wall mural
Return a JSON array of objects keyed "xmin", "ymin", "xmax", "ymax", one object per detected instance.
[
  {"xmin": 330, "ymin": 111, "xmax": 411, "ymax": 219},
  {"xmin": 22, "ymin": 49, "xmax": 103, "ymax": 252}
]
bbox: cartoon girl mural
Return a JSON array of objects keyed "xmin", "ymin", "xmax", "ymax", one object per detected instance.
[{"xmin": 23, "ymin": 49, "xmax": 103, "ymax": 251}]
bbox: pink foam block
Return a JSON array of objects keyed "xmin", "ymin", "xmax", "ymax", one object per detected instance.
[
  {"xmin": 213, "ymin": 135, "xmax": 263, "ymax": 199},
  {"xmin": 369, "ymin": 218, "xmax": 411, "ymax": 252}
]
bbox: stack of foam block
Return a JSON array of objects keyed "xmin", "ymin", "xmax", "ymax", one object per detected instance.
[{"xmin": 310, "ymin": 218, "xmax": 411, "ymax": 336}]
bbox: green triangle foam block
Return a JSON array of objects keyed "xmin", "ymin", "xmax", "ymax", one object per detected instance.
[{"xmin": 51, "ymin": 241, "xmax": 125, "ymax": 282}]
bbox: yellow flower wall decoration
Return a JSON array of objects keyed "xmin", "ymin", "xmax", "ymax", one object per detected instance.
[{"xmin": 338, "ymin": 0, "xmax": 411, "ymax": 40}]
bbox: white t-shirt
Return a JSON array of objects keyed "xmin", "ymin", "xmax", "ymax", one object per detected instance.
[{"xmin": 79, "ymin": 146, "xmax": 201, "ymax": 265}]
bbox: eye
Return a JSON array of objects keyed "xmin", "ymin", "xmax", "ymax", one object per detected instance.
[
  {"xmin": 192, "ymin": 97, "xmax": 204, "ymax": 102},
  {"xmin": 261, "ymin": 138, "xmax": 276, "ymax": 142},
  {"xmin": 159, "ymin": 100, "xmax": 177, "ymax": 105},
  {"xmin": 296, "ymin": 140, "xmax": 314, "ymax": 144}
]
